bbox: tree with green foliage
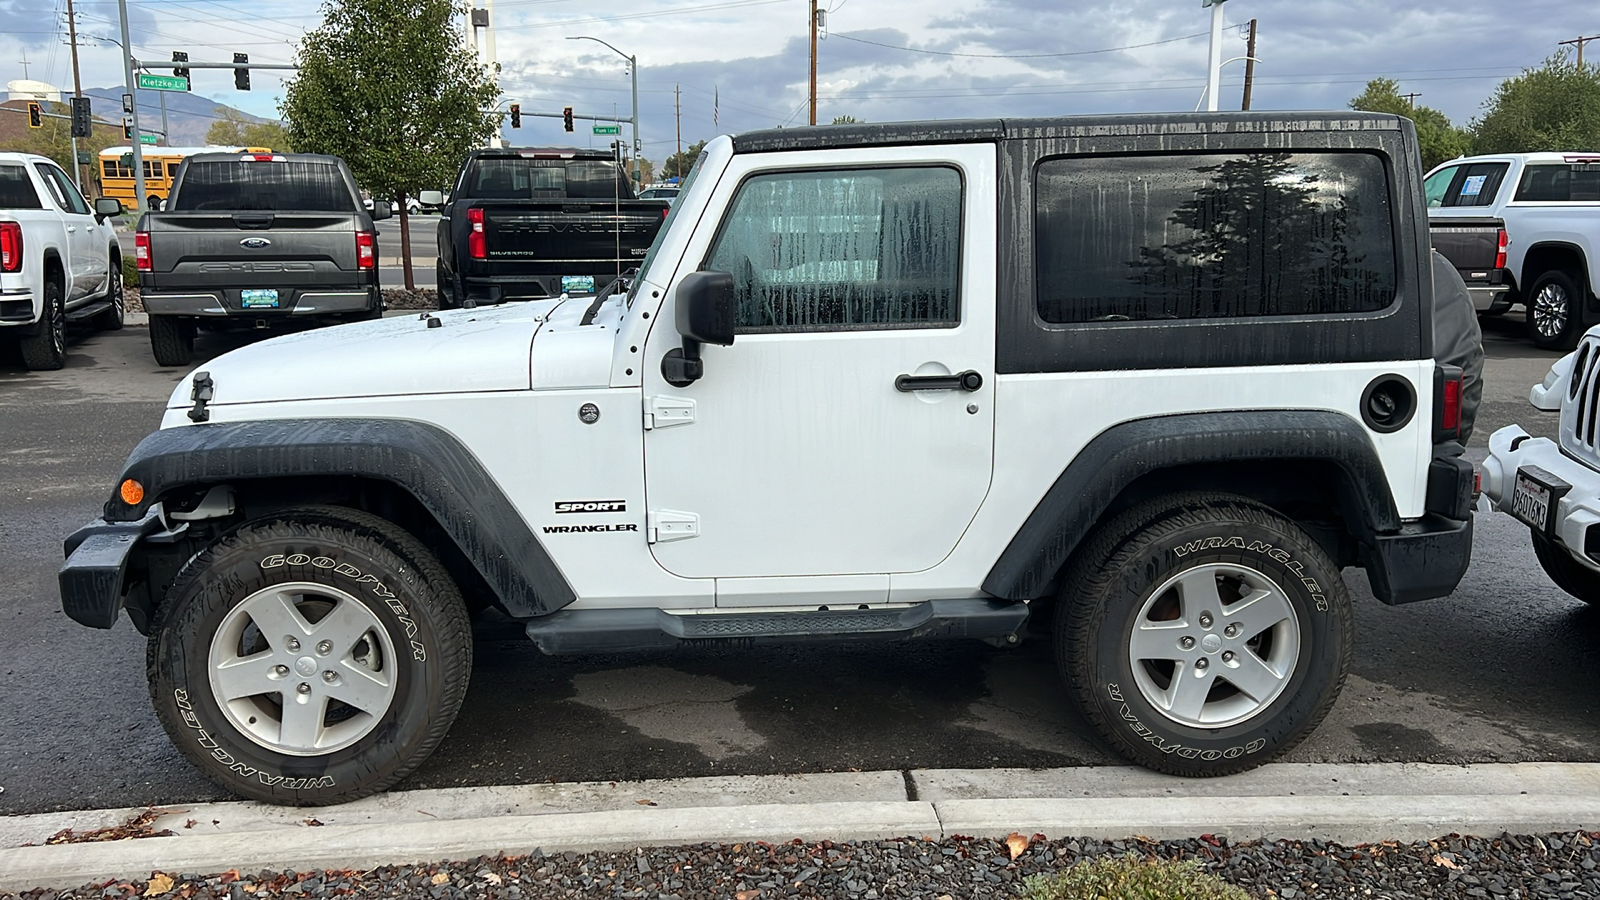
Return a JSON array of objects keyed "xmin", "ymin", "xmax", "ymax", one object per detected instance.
[
  {"xmin": 830, "ymin": 115, "xmax": 861, "ymax": 125},
  {"xmin": 1349, "ymin": 78, "xmax": 1470, "ymax": 170},
  {"xmin": 281, "ymin": 0, "xmax": 500, "ymax": 289},
  {"xmin": 661, "ymin": 140, "xmax": 707, "ymax": 180},
  {"xmin": 1472, "ymin": 53, "xmax": 1600, "ymax": 154},
  {"xmin": 205, "ymin": 107, "xmax": 291, "ymax": 151}
]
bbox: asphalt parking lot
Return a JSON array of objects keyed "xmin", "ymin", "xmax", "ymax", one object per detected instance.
[{"xmin": 2, "ymin": 312, "xmax": 1597, "ymax": 817}]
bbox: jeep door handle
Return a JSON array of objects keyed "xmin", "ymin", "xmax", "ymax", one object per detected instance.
[{"xmin": 895, "ymin": 370, "xmax": 983, "ymax": 393}]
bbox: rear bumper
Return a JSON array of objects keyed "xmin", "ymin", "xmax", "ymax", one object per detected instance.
[
  {"xmin": 1360, "ymin": 514, "xmax": 1474, "ymax": 605},
  {"xmin": 1466, "ymin": 284, "xmax": 1511, "ymax": 312},
  {"xmin": 143, "ymin": 289, "xmax": 376, "ymax": 317},
  {"xmin": 461, "ymin": 273, "xmax": 611, "ymax": 301},
  {"xmin": 59, "ymin": 512, "xmax": 163, "ymax": 629}
]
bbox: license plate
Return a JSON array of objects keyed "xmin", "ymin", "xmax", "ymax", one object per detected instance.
[
  {"xmin": 1510, "ymin": 466, "xmax": 1570, "ymax": 534},
  {"xmin": 561, "ymin": 276, "xmax": 595, "ymax": 294},
  {"xmin": 240, "ymin": 289, "xmax": 280, "ymax": 308}
]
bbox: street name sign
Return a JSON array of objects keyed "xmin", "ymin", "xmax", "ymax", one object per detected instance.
[
  {"xmin": 136, "ymin": 73, "xmax": 189, "ymax": 92},
  {"xmin": 592, "ymin": 124, "xmax": 621, "ymax": 135}
]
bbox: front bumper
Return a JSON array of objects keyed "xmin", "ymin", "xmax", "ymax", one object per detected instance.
[
  {"xmin": 59, "ymin": 512, "xmax": 163, "ymax": 629},
  {"xmin": 1483, "ymin": 425, "xmax": 1600, "ymax": 572},
  {"xmin": 0, "ymin": 287, "xmax": 38, "ymax": 327}
]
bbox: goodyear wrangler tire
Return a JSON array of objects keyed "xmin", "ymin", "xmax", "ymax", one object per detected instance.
[
  {"xmin": 1058, "ymin": 492, "xmax": 1353, "ymax": 777},
  {"xmin": 147, "ymin": 506, "xmax": 472, "ymax": 805}
]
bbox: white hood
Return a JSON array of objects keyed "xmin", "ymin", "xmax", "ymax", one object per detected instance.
[{"xmin": 165, "ymin": 301, "xmax": 562, "ymax": 409}]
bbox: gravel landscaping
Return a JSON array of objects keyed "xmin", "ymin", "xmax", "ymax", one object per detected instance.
[{"xmin": 7, "ymin": 830, "xmax": 1600, "ymax": 899}]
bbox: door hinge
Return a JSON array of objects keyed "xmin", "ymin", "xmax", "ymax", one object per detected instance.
[
  {"xmin": 643, "ymin": 395, "xmax": 695, "ymax": 430},
  {"xmin": 647, "ymin": 509, "xmax": 700, "ymax": 543}
]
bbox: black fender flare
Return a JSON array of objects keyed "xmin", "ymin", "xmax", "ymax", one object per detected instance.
[
  {"xmin": 103, "ymin": 418, "xmax": 575, "ymax": 617},
  {"xmin": 981, "ymin": 410, "xmax": 1402, "ymax": 602}
]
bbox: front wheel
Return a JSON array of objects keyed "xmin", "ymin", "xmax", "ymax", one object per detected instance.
[
  {"xmin": 1527, "ymin": 270, "xmax": 1584, "ymax": 351},
  {"xmin": 147, "ymin": 506, "xmax": 472, "ymax": 804},
  {"xmin": 1058, "ymin": 493, "xmax": 1353, "ymax": 776},
  {"xmin": 95, "ymin": 259, "xmax": 125, "ymax": 331}
]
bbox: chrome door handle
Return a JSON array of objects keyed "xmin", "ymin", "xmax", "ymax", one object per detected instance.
[
  {"xmin": 895, "ymin": 370, "xmax": 983, "ymax": 392},
  {"xmin": 65, "ymin": 226, "xmax": 76, "ymax": 233}
]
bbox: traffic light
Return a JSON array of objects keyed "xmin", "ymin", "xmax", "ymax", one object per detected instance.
[
  {"xmin": 27, "ymin": 101, "xmax": 44, "ymax": 128},
  {"xmin": 70, "ymin": 96, "xmax": 92, "ymax": 138},
  {"xmin": 173, "ymin": 51, "xmax": 190, "ymax": 88},
  {"xmin": 563, "ymin": 106, "xmax": 573, "ymax": 132},
  {"xmin": 233, "ymin": 53, "xmax": 250, "ymax": 91},
  {"xmin": 123, "ymin": 117, "xmax": 133, "ymax": 140},
  {"xmin": 509, "ymin": 103, "xmax": 521, "ymax": 128}
]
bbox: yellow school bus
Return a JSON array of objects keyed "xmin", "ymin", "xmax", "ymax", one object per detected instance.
[{"xmin": 99, "ymin": 146, "xmax": 271, "ymax": 210}]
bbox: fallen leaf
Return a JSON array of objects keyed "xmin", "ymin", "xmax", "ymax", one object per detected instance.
[
  {"xmin": 217, "ymin": 871, "xmax": 240, "ymax": 885},
  {"xmin": 1432, "ymin": 854, "xmax": 1459, "ymax": 869},
  {"xmin": 303, "ymin": 818, "xmax": 324, "ymax": 827},
  {"xmin": 431, "ymin": 872, "xmax": 450, "ymax": 885},
  {"xmin": 1004, "ymin": 832, "xmax": 1029, "ymax": 860},
  {"xmin": 735, "ymin": 890, "xmax": 761, "ymax": 900},
  {"xmin": 183, "ymin": 820, "xmax": 196, "ymax": 830},
  {"xmin": 635, "ymin": 799, "xmax": 658, "ymax": 806},
  {"xmin": 416, "ymin": 810, "xmax": 438, "ymax": 819},
  {"xmin": 144, "ymin": 873, "xmax": 174, "ymax": 896},
  {"xmin": 481, "ymin": 872, "xmax": 503, "ymax": 886},
  {"xmin": 47, "ymin": 809, "xmax": 179, "ymax": 844}
]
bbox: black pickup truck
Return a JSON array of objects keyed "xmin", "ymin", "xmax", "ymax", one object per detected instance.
[
  {"xmin": 137, "ymin": 152, "xmax": 388, "ymax": 366},
  {"xmin": 423, "ymin": 148, "xmax": 670, "ymax": 307}
]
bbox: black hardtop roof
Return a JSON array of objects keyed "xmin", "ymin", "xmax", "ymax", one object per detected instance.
[
  {"xmin": 184, "ymin": 152, "xmax": 346, "ymax": 165},
  {"xmin": 730, "ymin": 111, "xmax": 1408, "ymax": 154},
  {"xmin": 469, "ymin": 147, "xmax": 619, "ymax": 160}
]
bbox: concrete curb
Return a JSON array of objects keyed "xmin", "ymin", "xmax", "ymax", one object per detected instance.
[{"xmin": 5, "ymin": 763, "xmax": 1600, "ymax": 891}]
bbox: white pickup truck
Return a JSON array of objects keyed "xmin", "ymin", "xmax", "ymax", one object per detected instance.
[
  {"xmin": 0, "ymin": 151, "xmax": 125, "ymax": 370},
  {"xmin": 1425, "ymin": 152, "xmax": 1600, "ymax": 350}
]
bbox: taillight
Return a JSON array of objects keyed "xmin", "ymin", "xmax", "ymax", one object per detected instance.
[
  {"xmin": 0, "ymin": 222, "xmax": 20, "ymax": 273},
  {"xmin": 1495, "ymin": 228, "xmax": 1508, "ymax": 270},
  {"xmin": 356, "ymin": 231, "xmax": 375, "ymax": 270},
  {"xmin": 662, "ymin": 208, "xmax": 670, "ymax": 219},
  {"xmin": 467, "ymin": 208, "xmax": 486, "ymax": 260},
  {"xmin": 1435, "ymin": 363, "xmax": 1463, "ymax": 442},
  {"xmin": 135, "ymin": 232, "xmax": 151, "ymax": 272}
]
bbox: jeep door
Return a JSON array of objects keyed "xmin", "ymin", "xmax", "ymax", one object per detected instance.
[{"xmin": 641, "ymin": 144, "xmax": 997, "ymax": 594}]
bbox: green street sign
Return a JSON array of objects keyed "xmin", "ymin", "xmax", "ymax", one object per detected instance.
[
  {"xmin": 136, "ymin": 73, "xmax": 189, "ymax": 92},
  {"xmin": 592, "ymin": 124, "xmax": 621, "ymax": 135},
  {"xmin": 139, "ymin": 134, "xmax": 158, "ymax": 145}
]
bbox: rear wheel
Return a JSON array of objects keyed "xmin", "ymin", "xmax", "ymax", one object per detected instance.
[
  {"xmin": 146, "ymin": 506, "xmax": 472, "ymax": 804},
  {"xmin": 149, "ymin": 315, "xmax": 195, "ymax": 367},
  {"xmin": 1531, "ymin": 530, "xmax": 1600, "ymax": 606},
  {"xmin": 1058, "ymin": 493, "xmax": 1353, "ymax": 776},
  {"xmin": 19, "ymin": 277, "xmax": 66, "ymax": 370},
  {"xmin": 1527, "ymin": 270, "xmax": 1584, "ymax": 351},
  {"xmin": 435, "ymin": 263, "xmax": 456, "ymax": 309}
]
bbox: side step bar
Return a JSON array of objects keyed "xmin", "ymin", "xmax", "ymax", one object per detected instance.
[{"xmin": 523, "ymin": 599, "xmax": 1029, "ymax": 656}]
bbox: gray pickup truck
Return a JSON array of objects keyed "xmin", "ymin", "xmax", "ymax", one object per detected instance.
[{"xmin": 137, "ymin": 152, "xmax": 388, "ymax": 366}]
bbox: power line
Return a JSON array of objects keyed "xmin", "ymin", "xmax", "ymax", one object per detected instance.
[
  {"xmin": 492, "ymin": 0, "xmax": 788, "ymax": 31},
  {"xmin": 827, "ymin": 29, "xmax": 1208, "ymax": 59}
]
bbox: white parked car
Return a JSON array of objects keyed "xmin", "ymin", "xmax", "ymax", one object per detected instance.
[
  {"xmin": 1425, "ymin": 152, "xmax": 1600, "ymax": 349},
  {"xmin": 0, "ymin": 152, "xmax": 125, "ymax": 369},
  {"xmin": 59, "ymin": 113, "xmax": 1475, "ymax": 805},
  {"xmin": 1484, "ymin": 330, "xmax": 1600, "ymax": 601}
]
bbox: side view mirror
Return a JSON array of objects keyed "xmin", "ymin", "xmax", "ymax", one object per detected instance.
[
  {"xmin": 418, "ymin": 190, "xmax": 445, "ymax": 206},
  {"xmin": 371, "ymin": 200, "xmax": 393, "ymax": 220},
  {"xmin": 93, "ymin": 197, "xmax": 122, "ymax": 221},
  {"xmin": 662, "ymin": 270, "xmax": 736, "ymax": 387}
]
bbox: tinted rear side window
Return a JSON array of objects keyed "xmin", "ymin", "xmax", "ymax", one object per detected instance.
[
  {"xmin": 1516, "ymin": 164, "xmax": 1600, "ymax": 202},
  {"xmin": 171, "ymin": 161, "xmax": 354, "ymax": 211},
  {"xmin": 0, "ymin": 165, "xmax": 42, "ymax": 209},
  {"xmin": 469, "ymin": 158, "xmax": 632, "ymax": 200},
  {"xmin": 1035, "ymin": 152, "xmax": 1396, "ymax": 323}
]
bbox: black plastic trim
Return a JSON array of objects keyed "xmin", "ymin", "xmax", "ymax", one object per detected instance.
[
  {"xmin": 59, "ymin": 512, "xmax": 163, "ymax": 629},
  {"xmin": 982, "ymin": 410, "xmax": 1402, "ymax": 601},
  {"xmin": 1360, "ymin": 513, "xmax": 1473, "ymax": 605},
  {"xmin": 100, "ymin": 418, "xmax": 576, "ymax": 618},
  {"xmin": 1425, "ymin": 451, "xmax": 1475, "ymax": 521}
]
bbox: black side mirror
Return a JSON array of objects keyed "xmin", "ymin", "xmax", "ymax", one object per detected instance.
[
  {"xmin": 93, "ymin": 197, "xmax": 122, "ymax": 222},
  {"xmin": 371, "ymin": 200, "xmax": 393, "ymax": 221},
  {"xmin": 662, "ymin": 270, "xmax": 736, "ymax": 387}
]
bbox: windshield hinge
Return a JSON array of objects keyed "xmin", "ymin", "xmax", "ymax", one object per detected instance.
[
  {"xmin": 187, "ymin": 370, "xmax": 214, "ymax": 422},
  {"xmin": 643, "ymin": 395, "xmax": 695, "ymax": 431},
  {"xmin": 646, "ymin": 509, "xmax": 699, "ymax": 544}
]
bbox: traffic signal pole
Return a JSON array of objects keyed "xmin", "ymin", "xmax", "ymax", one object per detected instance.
[
  {"xmin": 116, "ymin": 0, "xmax": 147, "ymax": 211},
  {"xmin": 65, "ymin": 0, "xmax": 86, "ymax": 190}
]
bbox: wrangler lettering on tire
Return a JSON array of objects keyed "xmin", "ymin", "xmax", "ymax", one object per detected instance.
[
  {"xmin": 147, "ymin": 506, "xmax": 471, "ymax": 805},
  {"xmin": 1058, "ymin": 493, "xmax": 1353, "ymax": 777}
]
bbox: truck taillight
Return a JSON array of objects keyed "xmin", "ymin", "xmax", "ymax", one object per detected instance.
[
  {"xmin": 1435, "ymin": 364, "xmax": 1463, "ymax": 442},
  {"xmin": 662, "ymin": 208, "xmax": 670, "ymax": 219},
  {"xmin": 467, "ymin": 208, "xmax": 486, "ymax": 260},
  {"xmin": 135, "ymin": 232, "xmax": 151, "ymax": 272},
  {"xmin": 0, "ymin": 222, "xmax": 20, "ymax": 273},
  {"xmin": 356, "ymin": 232, "xmax": 375, "ymax": 270},
  {"xmin": 1495, "ymin": 228, "xmax": 1508, "ymax": 270}
]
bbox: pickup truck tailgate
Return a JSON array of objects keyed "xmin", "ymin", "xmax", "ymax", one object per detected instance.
[
  {"xmin": 483, "ymin": 202, "xmax": 666, "ymax": 267},
  {"xmin": 1430, "ymin": 216, "xmax": 1503, "ymax": 275}
]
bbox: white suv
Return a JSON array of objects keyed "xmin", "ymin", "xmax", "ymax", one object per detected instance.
[
  {"xmin": 0, "ymin": 152, "xmax": 125, "ymax": 369},
  {"xmin": 60, "ymin": 113, "xmax": 1476, "ymax": 804}
]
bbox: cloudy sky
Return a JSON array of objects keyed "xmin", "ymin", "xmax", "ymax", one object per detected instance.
[{"xmin": 1, "ymin": 0, "xmax": 1589, "ymax": 160}]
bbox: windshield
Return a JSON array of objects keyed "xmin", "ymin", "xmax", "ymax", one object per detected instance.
[
  {"xmin": 628, "ymin": 153, "xmax": 706, "ymax": 305},
  {"xmin": 469, "ymin": 157, "xmax": 632, "ymax": 200},
  {"xmin": 171, "ymin": 161, "xmax": 355, "ymax": 211}
]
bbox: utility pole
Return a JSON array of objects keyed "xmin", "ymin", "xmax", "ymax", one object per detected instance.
[
  {"xmin": 116, "ymin": 0, "xmax": 146, "ymax": 211},
  {"xmin": 1559, "ymin": 35, "xmax": 1598, "ymax": 69},
  {"xmin": 1402, "ymin": 91, "xmax": 1421, "ymax": 109},
  {"xmin": 64, "ymin": 0, "xmax": 87, "ymax": 190},
  {"xmin": 808, "ymin": 0, "xmax": 818, "ymax": 125},
  {"xmin": 674, "ymin": 83, "xmax": 681, "ymax": 174},
  {"xmin": 1241, "ymin": 18, "xmax": 1257, "ymax": 111},
  {"xmin": 158, "ymin": 89, "xmax": 169, "ymax": 147}
]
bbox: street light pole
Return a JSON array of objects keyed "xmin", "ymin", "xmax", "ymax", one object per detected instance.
[
  {"xmin": 1202, "ymin": 0, "xmax": 1229, "ymax": 112},
  {"xmin": 116, "ymin": 0, "xmax": 147, "ymax": 210},
  {"xmin": 567, "ymin": 36, "xmax": 640, "ymax": 190}
]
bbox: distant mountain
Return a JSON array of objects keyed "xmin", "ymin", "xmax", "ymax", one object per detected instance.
[{"xmin": 81, "ymin": 85, "xmax": 276, "ymax": 147}]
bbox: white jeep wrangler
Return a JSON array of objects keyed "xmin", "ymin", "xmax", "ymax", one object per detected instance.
[{"xmin": 61, "ymin": 113, "xmax": 1476, "ymax": 804}]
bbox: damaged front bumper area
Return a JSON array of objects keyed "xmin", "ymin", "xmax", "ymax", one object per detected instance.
[{"xmin": 59, "ymin": 511, "xmax": 169, "ymax": 630}]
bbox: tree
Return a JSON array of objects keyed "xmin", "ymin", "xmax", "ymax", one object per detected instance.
[
  {"xmin": 281, "ymin": 0, "xmax": 500, "ymax": 290},
  {"xmin": 634, "ymin": 156, "xmax": 654, "ymax": 186},
  {"xmin": 661, "ymin": 140, "xmax": 707, "ymax": 180},
  {"xmin": 1472, "ymin": 53, "xmax": 1600, "ymax": 154},
  {"xmin": 1349, "ymin": 78, "xmax": 1470, "ymax": 171},
  {"xmin": 205, "ymin": 107, "xmax": 291, "ymax": 150},
  {"xmin": 830, "ymin": 115, "xmax": 862, "ymax": 125}
]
